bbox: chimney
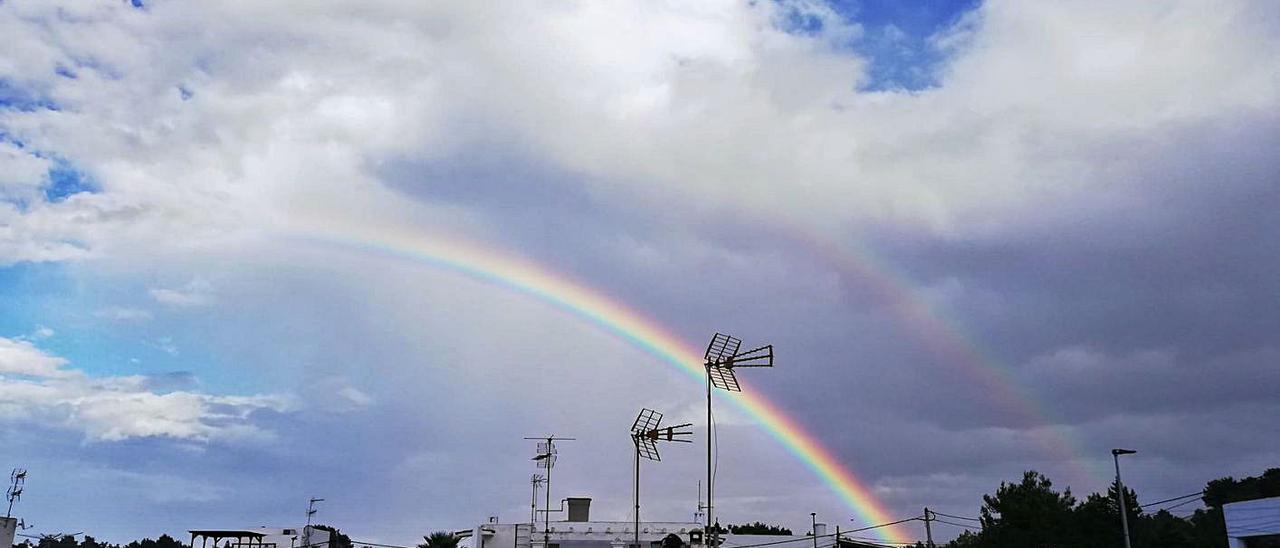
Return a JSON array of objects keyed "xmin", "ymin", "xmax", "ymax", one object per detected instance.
[{"xmin": 566, "ymin": 497, "xmax": 591, "ymax": 522}]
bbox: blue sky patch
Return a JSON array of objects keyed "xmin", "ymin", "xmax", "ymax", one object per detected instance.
[
  {"xmin": 0, "ymin": 78, "xmax": 59, "ymax": 112},
  {"xmin": 45, "ymin": 159, "xmax": 98, "ymax": 202},
  {"xmin": 817, "ymin": 0, "xmax": 982, "ymax": 91}
]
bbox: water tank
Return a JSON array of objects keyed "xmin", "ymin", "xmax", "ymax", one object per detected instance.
[{"xmin": 567, "ymin": 497, "xmax": 591, "ymax": 522}]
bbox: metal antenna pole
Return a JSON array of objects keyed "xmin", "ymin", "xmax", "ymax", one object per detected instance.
[
  {"xmin": 526, "ymin": 435, "xmax": 573, "ymax": 548},
  {"xmin": 545, "ymin": 438, "xmax": 553, "ymax": 546},
  {"xmin": 706, "ymin": 371, "xmax": 714, "ymax": 544},
  {"xmin": 305, "ymin": 497, "xmax": 324, "ymax": 548},
  {"xmin": 530, "ymin": 475, "xmax": 543, "ymax": 531},
  {"xmin": 634, "ymin": 439, "xmax": 641, "ymax": 548},
  {"xmin": 628, "ymin": 409, "xmax": 692, "ymax": 548},
  {"xmin": 6, "ymin": 469, "xmax": 25, "ymax": 519},
  {"xmin": 701, "ymin": 332, "xmax": 773, "ymax": 547}
]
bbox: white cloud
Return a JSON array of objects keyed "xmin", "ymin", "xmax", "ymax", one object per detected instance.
[
  {"xmin": 0, "ymin": 337, "xmax": 71, "ymax": 378},
  {"xmin": 149, "ymin": 280, "xmax": 213, "ymax": 307},
  {"xmin": 0, "ymin": 0, "xmax": 1272, "ymax": 263},
  {"xmin": 95, "ymin": 307, "xmax": 154, "ymax": 321},
  {"xmin": 0, "ymin": 336, "xmax": 290, "ymax": 442}
]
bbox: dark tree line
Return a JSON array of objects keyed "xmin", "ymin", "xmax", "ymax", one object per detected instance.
[
  {"xmin": 19, "ymin": 534, "xmax": 188, "ymax": 548},
  {"xmin": 18, "ymin": 525, "xmax": 357, "ymax": 548},
  {"xmin": 705, "ymin": 522, "xmax": 794, "ymax": 536},
  {"xmin": 936, "ymin": 467, "xmax": 1280, "ymax": 548}
]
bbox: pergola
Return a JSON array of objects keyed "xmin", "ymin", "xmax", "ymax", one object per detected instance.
[{"xmin": 188, "ymin": 530, "xmax": 277, "ymax": 548}]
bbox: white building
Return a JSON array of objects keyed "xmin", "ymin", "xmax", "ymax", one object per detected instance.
[
  {"xmin": 459, "ymin": 498, "xmax": 873, "ymax": 548},
  {"xmin": 1, "ymin": 517, "xmax": 16, "ymax": 548},
  {"xmin": 188, "ymin": 526, "xmax": 331, "ymax": 548},
  {"xmin": 1223, "ymin": 496, "xmax": 1280, "ymax": 548}
]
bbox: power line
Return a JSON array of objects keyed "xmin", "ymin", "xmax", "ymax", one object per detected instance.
[
  {"xmin": 931, "ymin": 519, "xmax": 978, "ymax": 531},
  {"xmin": 844, "ymin": 514, "xmax": 926, "ymax": 532},
  {"xmin": 1138, "ymin": 491, "xmax": 1204, "ymax": 510},
  {"xmin": 1158, "ymin": 498, "xmax": 1203, "ymax": 512},
  {"xmin": 929, "ymin": 511, "xmax": 980, "ymax": 522}
]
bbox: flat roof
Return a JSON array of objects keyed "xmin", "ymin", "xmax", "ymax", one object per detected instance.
[{"xmin": 189, "ymin": 531, "xmax": 270, "ymax": 538}]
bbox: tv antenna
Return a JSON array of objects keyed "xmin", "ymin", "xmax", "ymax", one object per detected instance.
[
  {"xmin": 695, "ymin": 481, "xmax": 706, "ymax": 524},
  {"xmin": 630, "ymin": 408, "xmax": 693, "ymax": 548},
  {"xmin": 703, "ymin": 333, "xmax": 773, "ymax": 546},
  {"xmin": 525, "ymin": 435, "xmax": 574, "ymax": 547},
  {"xmin": 530, "ymin": 474, "xmax": 545, "ymax": 527},
  {"xmin": 6, "ymin": 468, "xmax": 26, "ymax": 518},
  {"xmin": 303, "ymin": 497, "xmax": 324, "ymax": 548}
]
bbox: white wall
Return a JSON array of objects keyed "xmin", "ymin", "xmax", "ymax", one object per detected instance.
[
  {"xmin": 1223, "ymin": 496, "xmax": 1280, "ymax": 548},
  {"xmin": 1, "ymin": 517, "xmax": 15, "ymax": 548}
]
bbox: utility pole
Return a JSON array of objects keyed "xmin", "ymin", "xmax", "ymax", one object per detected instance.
[
  {"xmin": 922, "ymin": 508, "xmax": 934, "ymax": 548},
  {"xmin": 1112, "ymin": 449, "xmax": 1137, "ymax": 548}
]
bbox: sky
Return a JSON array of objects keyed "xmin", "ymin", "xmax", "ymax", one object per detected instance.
[{"xmin": 1, "ymin": 0, "xmax": 1278, "ymax": 545}]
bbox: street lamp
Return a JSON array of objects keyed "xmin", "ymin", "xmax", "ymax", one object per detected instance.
[
  {"xmin": 1111, "ymin": 449, "xmax": 1137, "ymax": 548},
  {"xmin": 810, "ymin": 513, "xmax": 817, "ymax": 548}
]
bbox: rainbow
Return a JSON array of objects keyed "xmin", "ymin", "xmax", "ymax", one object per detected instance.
[
  {"xmin": 287, "ymin": 220, "xmax": 911, "ymax": 543},
  {"xmin": 783, "ymin": 228, "xmax": 1103, "ymax": 484}
]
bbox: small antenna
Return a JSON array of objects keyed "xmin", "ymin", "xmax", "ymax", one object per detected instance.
[
  {"xmin": 524, "ymin": 435, "xmax": 574, "ymax": 548},
  {"xmin": 6, "ymin": 468, "xmax": 26, "ymax": 518},
  {"xmin": 630, "ymin": 408, "xmax": 693, "ymax": 548},
  {"xmin": 303, "ymin": 497, "xmax": 324, "ymax": 548},
  {"xmin": 695, "ymin": 481, "xmax": 706, "ymax": 524},
  {"xmin": 530, "ymin": 474, "xmax": 545, "ymax": 528}
]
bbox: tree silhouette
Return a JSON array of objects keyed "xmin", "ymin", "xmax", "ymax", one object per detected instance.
[
  {"xmin": 977, "ymin": 470, "xmax": 1076, "ymax": 548},
  {"xmin": 417, "ymin": 532, "xmax": 459, "ymax": 548}
]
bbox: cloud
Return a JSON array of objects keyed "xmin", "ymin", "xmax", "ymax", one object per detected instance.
[
  {"xmin": 0, "ymin": 336, "xmax": 290, "ymax": 442},
  {"xmin": 149, "ymin": 280, "xmax": 213, "ymax": 307},
  {"xmin": 0, "ymin": 336, "xmax": 71, "ymax": 378},
  {"xmin": 95, "ymin": 307, "xmax": 153, "ymax": 321},
  {"xmin": 0, "ymin": 0, "xmax": 1276, "ymax": 542}
]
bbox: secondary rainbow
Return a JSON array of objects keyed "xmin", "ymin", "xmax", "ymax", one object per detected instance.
[
  {"xmin": 782, "ymin": 226, "xmax": 1103, "ymax": 484},
  {"xmin": 288, "ymin": 220, "xmax": 910, "ymax": 543}
]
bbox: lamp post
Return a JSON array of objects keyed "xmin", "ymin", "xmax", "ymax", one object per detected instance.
[
  {"xmin": 1112, "ymin": 449, "xmax": 1137, "ymax": 548},
  {"xmin": 810, "ymin": 513, "xmax": 817, "ymax": 548}
]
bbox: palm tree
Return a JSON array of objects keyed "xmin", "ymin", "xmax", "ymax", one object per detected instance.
[{"xmin": 417, "ymin": 532, "xmax": 459, "ymax": 548}]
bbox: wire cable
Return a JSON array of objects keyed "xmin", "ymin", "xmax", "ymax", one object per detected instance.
[
  {"xmin": 932, "ymin": 518, "xmax": 978, "ymax": 531},
  {"xmin": 929, "ymin": 511, "xmax": 981, "ymax": 522},
  {"xmin": 1158, "ymin": 498, "xmax": 1203, "ymax": 512},
  {"xmin": 1138, "ymin": 491, "xmax": 1204, "ymax": 510}
]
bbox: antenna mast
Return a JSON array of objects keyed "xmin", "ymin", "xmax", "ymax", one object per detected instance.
[
  {"xmin": 629, "ymin": 409, "xmax": 693, "ymax": 548},
  {"xmin": 304, "ymin": 497, "xmax": 324, "ymax": 548},
  {"xmin": 702, "ymin": 333, "xmax": 773, "ymax": 547},
  {"xmin": 6, "ymin": 468, "xmax": 26, "ymax": 518},
  {"xmin": 695, "ymin": 481, "xmax": 706, "ymax": 524},
  {"xmin": 530, "ymin": 475, "xmax": 545, "ymax": 528},
  {"xmin": 526, "ymin": 435, "xmax": 574, "ymax": 548}
]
